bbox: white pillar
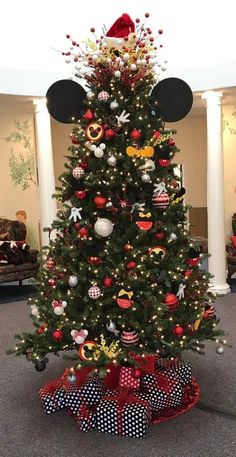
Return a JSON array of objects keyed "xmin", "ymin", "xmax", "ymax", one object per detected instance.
[
  {"xmin": 34, "ymin": 99, "xmax": 57, "ymax": 246},
  {"xmin": 202, "ymin": 91, "xmax": 230, "ymax": 294}
]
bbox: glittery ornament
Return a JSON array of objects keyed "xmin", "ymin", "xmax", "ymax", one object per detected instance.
[
  {"xmin": 72, "ymin": 167, "xmax": 85, "ymax": 179},
  {"xmin": 98, "ymin": 91, "xmax": 110, "ymax": 101},
  {"xmin": 88, "ymin": 286, "xmax": 101, "ymax": 299},
  {"xmin": 94, "ymin": 218, "xmax": 113, "ymax": 237},
  {"xmin": 121, "ymin": 330, "xmax": 139, "ymax": 346}
]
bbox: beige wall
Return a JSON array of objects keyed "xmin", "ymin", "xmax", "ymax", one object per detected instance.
[
  {"xmin": 0, "ymin": 114, "xmax": 39, "ymax": 248},
  {"xmin": 51, "ymin": 120, "xmax": 72, "ymax": 187},
  {"xmin": 168, "ymin": 116, "xmax": 207, "ymax": 207},
  {"xmin": 223, "ymin": 106, "xmax": 236, "ymax": 238}
]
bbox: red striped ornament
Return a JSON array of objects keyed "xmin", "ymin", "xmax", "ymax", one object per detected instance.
[{"xmin": 152, "ymin": 192, "xmax": 169, "ymax": 208}]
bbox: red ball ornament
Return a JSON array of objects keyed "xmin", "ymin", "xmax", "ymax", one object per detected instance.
[
  {"xmin": 103, "ymin": 277, "xmax": 113, "ymax": 287},
  {"xmin": 94, "ymin": 195, "xmax": 108, "ymax": 209},
  {"xmin": 187, "ymin": 257, "xmax": 200, "ymax": 267},
  {"xmin": 83, "ymin": 110, "xmax": 94, "ymax": 121},
  {"xmin": 153, "ymin": 130, "xmax": 162, "ymax": 139},
  {"xmin": 173, "ymin": 326, "xmax": 184, "ymax": 337},
  {"xmin": 145, "ymin": 12, "xmax": 150, "ymax": 17},
  {"xmin": 130, "ymin": 129, "xmax": 141, "ymax": 140},
  {"xmin": 71, "ymin": 134, "xmax": 79, "ymax": 144},
  {"xmin": 52, "ymin": 329, "xmax": 63, "ymax": 341},
  {"xmin": 164, "ymin": 293, "xmax": 179, "ymax": 310},
  {"xmin": 167, "ymin": 138, "xmax": 175, "ymax": 147},
  {"xmin": 158, "ymin": 29, "xmax": 163, "ymax": 34},
  {"xmin": 184, "ymin": 269, "xmax": 193, "ymax": 278},
  {"xmin": 46, "ymin": 258, "xmax": 55, "ymax": 271},
  {"xmin": 154, "ymin": 231, "xmax": 165, "ymax": 240},
  {"xmin": 135, "ymin": 18, "xmax": 140, "ymax": 23},
  {"xmin": 48, "ymin": 278, "xmax": 56, "ymax": 288},
  {"xmin": 105, "ymin": 128, "xmax": 116, "ymax": 139},
  {"xmin": 78, "ymin": 227, "xmax": 89, "ymax": 239},
  {"xmin": 127, "ymin": 261, "xmax": 137, "ymax": 270},
  {"xmin": 90, "ymin": 27, "xmax": 95, "ymax": 33},
  {"xmin": 36, "ymin": 325, "xmax": 46, "ymax": 334},
  {"xmin": 75, "ymin": 222, "xmax": 80, "ymax": 230},
  {"xmin": 79, "ymin": 159, "xmax": 89, "ymax": 170},
  {"xmin": 123, "ymin": 243, "xmax": 133, "ymax": 252},
  {"xmin": 57, "ymin": 271, "xmax": 66, "ymax": 279},
  {"xmin": 133, "ymin": 368, "xmax": 142, "ymax": 379},
  {"xmin": 75, "ymin": 190, "xmax": 86, "ymax": 199}
]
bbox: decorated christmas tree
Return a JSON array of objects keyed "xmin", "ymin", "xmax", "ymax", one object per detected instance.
[{"xmin": 9, "ymin": 13, "xmax": 224, "ymax": 436}]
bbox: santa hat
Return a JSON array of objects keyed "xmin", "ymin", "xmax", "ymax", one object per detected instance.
[{"xmin": 106, "ymin": 13, "xmax": 135, "ymax": 38}]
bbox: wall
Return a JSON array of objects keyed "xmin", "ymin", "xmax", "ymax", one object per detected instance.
[
  {"xmin": 0, "ymin": 114, "xmax": 39, "ymax": 248},
  {"xmin": 223, "ymin": 106, "xmax": 236, "ymax": 238},
  {"xmin": 51, "ymin": 120, "xmax": 72, "ymax": 187}
]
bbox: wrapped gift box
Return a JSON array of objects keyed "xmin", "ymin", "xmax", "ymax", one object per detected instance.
[
  {"xmin": 39, "ymin": 381, "xmax": 66, "ymax": 414},
  {"xmin": 141, "ymin": 372, "xmax": 183, "ymax": 410},
  {"xmin": 155, "ymin": 360, "xmax": 192, "ymax": 385},
  {"xmin": 66, "ymin": 374, "xmax": 104, "ymax": 415},
  {"xmin": 97, "ymin": 392, "xmax": 150, "ymax": 438},
  {"xmin": 119, "ymin": 367, "xmax": 140, "ymax": 390},
  {"xmin": 76, "ymin": 404, "xmax": 97, "ymax": 432}
]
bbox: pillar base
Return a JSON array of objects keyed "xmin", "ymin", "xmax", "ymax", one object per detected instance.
[{"xmin": 208, "ymin": 282, "xmax": 231, "ymax": 295}]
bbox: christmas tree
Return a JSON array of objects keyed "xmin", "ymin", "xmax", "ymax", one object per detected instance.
[{"xmin": 10, "ymin": 13, "xmax": 223, "ymax": 376}]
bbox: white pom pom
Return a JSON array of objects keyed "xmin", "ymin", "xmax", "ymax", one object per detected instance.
[
  {"xmin": 130, "ymin": 64, "xmax": 137, "ymax": 71},
  {"xmin": 114, "ymin": 70, "xmax": 121, "ymax": 78}
]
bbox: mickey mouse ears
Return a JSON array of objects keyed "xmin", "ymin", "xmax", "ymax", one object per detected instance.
[
  {"xmin": 46, "ymin": 79, "xmax": 86, "ymax": 123},
  {"xmin": 151, "ymin": 77, "xmax": 193, "ymax": 122}
]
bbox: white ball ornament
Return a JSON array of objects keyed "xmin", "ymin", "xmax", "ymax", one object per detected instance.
[
  {"xmin": 86, "ymin": 91, "xmax": 95, "ymax": 100},
  {"xmin": 72, "ymin": 167, "xmax": 85, "ymax": 179},
  {"xmin": 141, "ymin": 173, "xmax": 151, "ymax": 183},
  {"xmin": 130, "ymin": 63, "xmax": 137, "ymax": 71},
  {"xmin": 94, "ymin": 218, "xmax": 113, "ymax": 237},
  {"xmin": 107, "ymin": 58, "xmax": 112, "ymax": 64},
  {"xmin": 68, "ymin": 275, "xmax": 78, "ymax": 287},
  {"xmin": 114, "ymin": 70, "xmax": 121, "ymax": 78},
  {"xmin": 170, "ymin": 233, "xmax": 177, "ymax": 241},
  {"xmin": 119, "ymin": 61, "xmax": 125, "ymax": 68},
  {"xmin": 136, "ymin": 59, "xmax": 142, "ymax": 65},
  {"xmin": 107, "ymin": 155, "xmax": 117, "ymax": 166},
  {"xmin": 123, "ymin": 53, "xmax": 129, "ymax": 61},
  {"xmin": 88, "ymin": 286, "xmax": 101, "ymax": 299},
  {"xmin": 110, "ymin": 100, "xmax": 119, "ymax": 110}
]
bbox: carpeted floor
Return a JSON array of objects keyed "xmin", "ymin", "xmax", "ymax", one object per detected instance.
[{"xmin": 1, "ymin": 296, "xmax": 236, "ymax": 457}]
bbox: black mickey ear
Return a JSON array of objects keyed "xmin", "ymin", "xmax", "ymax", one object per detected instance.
[
  {"xmin": 151, "ymin": 77, "xmax": 193, "ymax": 122},
  {"xmin": 46, "ymin": 79, "xmax": 86, "ymax": 123}
]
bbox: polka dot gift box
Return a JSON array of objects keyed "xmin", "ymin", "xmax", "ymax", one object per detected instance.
[
  {"xmin": 66, "ymin": 374, "xmax": 104, "ymax": 415},
  {"xmin": 141, "ymin": 372, "xmax": 183, "ymax": 411},
  {"xmin": 39, "ymin": 380, "xmax": 67, "ymax": 414},
  {"xmin": 119, "ymin": 366, "xmax": 140, "ymax": 390},
  {"xmin": 76, "ymin": 404, "xmax": 97, "ymax": 432},
  {"xmin": 97, "ymin": 391, "xmax": 150, "ymax": 439},
  {"xmin": 155, "ymin": 360, "xmax": 192, "ymax": 385}
]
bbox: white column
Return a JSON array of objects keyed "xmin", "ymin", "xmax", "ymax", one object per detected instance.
[
  {"xmin": 34, "ymin": 99, "xmax": 57, "ymax": 246},
  {"xmin": 202, "ymin": 91, "xmax": 230, "ymax": 294}
]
